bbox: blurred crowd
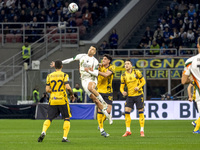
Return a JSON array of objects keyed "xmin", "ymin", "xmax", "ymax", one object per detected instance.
[
  {"xmin": 0, "ymin": 0, "xmax": 119, "ymax": 42},
  {"xmin": 137, "ymin": 0, "xmax": 200, "ymax": 55}
]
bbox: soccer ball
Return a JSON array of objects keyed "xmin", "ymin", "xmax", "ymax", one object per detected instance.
[{"xmin": 68, "ymin": 3, "xmax": 78, "ymax": 13}]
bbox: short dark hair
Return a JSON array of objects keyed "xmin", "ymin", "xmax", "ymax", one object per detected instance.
[
  {"xmin": 125, "ymin": 59, "xmax": 132, "ymax": 65},
  {"xmin": 103, "ymin": 54, "xmax": 112, "ymax": 64},
  {"xmin": 55, "ymin": 60, "xmax": 62, "ymax": 69}
]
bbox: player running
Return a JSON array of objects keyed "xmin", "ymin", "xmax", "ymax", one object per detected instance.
[
  {"xmin": 38, "ymin": 60, "xmax": 75, "ymax": 142},
  {"xmin": 50, "ymin": 46, "xmax": 112, "ymax": 124},
  {"xmin": 120, "ymin": 59, "xmax": 146, "ymax": 137},
  {"xmin": 182, "ymin": 37, "xmax": 200, "ymax": 133},
  {"xmin": 97, "ymin": 54, "xmax": 115, "ymax": 137}
]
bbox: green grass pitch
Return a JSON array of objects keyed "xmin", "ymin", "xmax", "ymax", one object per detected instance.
[{"xmin": 0, "ymin": 119, "xmax": 199, "ymax": 150}]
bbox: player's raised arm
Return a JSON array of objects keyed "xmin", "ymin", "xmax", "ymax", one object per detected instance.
[
  {"xmin": 62, "ymin": 54, "xmax": 85, "ymax": 64},
  {"xmin": 98, "ymin": 65, "xmax": 114, "ymax": 78}
]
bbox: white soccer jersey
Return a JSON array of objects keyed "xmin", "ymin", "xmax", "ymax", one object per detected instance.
[
  {"xmin": 183, "ymin": 54, "xmax": 200, "ymax": 101},
  {"xmin": 62, "ymin": 54, "xmax": 99, "ymax": 80}
]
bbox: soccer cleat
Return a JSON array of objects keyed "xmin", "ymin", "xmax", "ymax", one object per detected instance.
[
  {"xmin": 101, "ymin": 131, "xmax": 109, "ymax": 137},
  {"xmin": 102, "ymin": 102, "xmax": 108, "ymax": 110},
  {"xmin": 38, "ymin": 133, "xmax": 45, "ymax": 142},
  {"xmin": 97, "ymin": 126, "xmax": 100, "ymax": 130},
  {"xmin": 193, "ymin": 130, "xmax": 200, "ymax": 134},
  {"xmin": 192, "ymin": 121, "xmax": 196, "ymax": 128},
  {"xmin": 108, "ymin": 115, "xmax": 113, "ymax": 125},
  {"xmin": 140, "ymin": 131, "xmax": 145, "ymax": 137},
  {"xmin": 62, "ymin": 138, "xmax": 70, "ymax": 142},
  {"xmin": 122, "ymin": 131, "xmax": 132, "ymax": 137}
]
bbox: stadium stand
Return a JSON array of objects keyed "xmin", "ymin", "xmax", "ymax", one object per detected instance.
[
  {"xmin": 0, "ymin": 0, "xmax": 130, "ymax": 43},
  {"xmin": 123, "ymin": 0, "xmax": 200, "ymax": 56}
]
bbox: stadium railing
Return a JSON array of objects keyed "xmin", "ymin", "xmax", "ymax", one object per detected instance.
[
  {"xmin": 0, "ymin": 22, "xmax": 79, "ymax": 46},
  {"xmin": 98, "ymin": 48, "xmax": 178, "ymax": 57},
  {"xmin": 179, "ymin": 48, "xmax": 198, "ymax": 56},
  {"xmin": 0, "ymin": 25, "xmax": 79, "ymax": 87}
]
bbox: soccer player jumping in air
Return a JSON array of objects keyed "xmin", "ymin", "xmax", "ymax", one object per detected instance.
[{"xmin": 50, "ymin": 46, "xmax": 113, "ymax": 124}]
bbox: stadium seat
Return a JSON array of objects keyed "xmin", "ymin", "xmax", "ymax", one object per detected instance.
[
  {"xmin": 79, "ymin": 25, "xmax": 86, "ymax": 36},
  {"xmin": 69, "ymin": 33, "xmax": 78, "ymax": 44},
  {"xmin": 48, "ymin": 26, "xmax": 58, "ymax": 34},
  {"xmin": 63, "ymin": 33, "xmax": 70, "ymax": 43},
  {"xmin": 5, "ymin": 34, "xmax": 15, "ymax": 43},
  {"xmin": 79, "ymin": 0, "xmax": 87, "ymax": 8},
  {"xmin": 0, "ymin": 34, "xmax": 2, "ymax": 43},
  {"xmin": 52, "ymin": 34, "xmax": 61, "ymax": 42},
  {"xmin": 15, "ymin": 34, "xmax": 22, "ymax": 42},
  {"xmin": 75, "ymin": 11, "xmax": 82, "ymax": 18},
  {"xmin": 76, "ymin": 18, "xmax": 83, "ymax": 26}
]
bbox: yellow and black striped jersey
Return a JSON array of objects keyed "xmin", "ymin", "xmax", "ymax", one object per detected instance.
[
  {"xmin": 191, "ymin": 81, "xmax": 196, "ymax": 100},
  {"xmin": 97, "ymin": 64, "xmax": 115, "ymax": 94},
  {"xmin": 120, "ymin": 69, "xmax": 146, "ymax": 97},
  {"xmin": 46, "ymin": 71, "xmax": 69, "ymax": 105}
]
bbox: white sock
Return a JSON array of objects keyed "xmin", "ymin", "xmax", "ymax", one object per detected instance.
[
  {"xmin": 100, "ymin": 128, "xmax": 104, "ymax": 132},
  {"xmin": 126, "ymin": 127, "xmax": 130, "ymax": 132},
  {"xmin": 140, "ymin": 127, "xmax": 144, "ymax": 132},
  {"xmin": 97, "ymin": 94, "xmax": 105, "ymax": 103},
  {"xmin": 63, "ymin": 137, "xmax": 67, "ymax": 140},
  {"xmin": 42, "ymin": 131, "xmax": 46, "ymax": 135},
  {"xmin": 102, "ymin": 109, "xmax": 109, "ymax": 118}
]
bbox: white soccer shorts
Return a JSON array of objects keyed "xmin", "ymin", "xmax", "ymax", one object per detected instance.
[{"xmin": 81, "ymin": 78, "xmax": 97, "ymax": 97}]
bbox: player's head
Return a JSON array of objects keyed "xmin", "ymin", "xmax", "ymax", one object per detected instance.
[
  {"xmin": 125, "ymin": 59, "xmax": 133, "ymax": 70},
  {"xmin": 102, "ymin": 54, "xmax": 112, "ymax": 65},
  {"xmin": 88, "ymin": 46, "xmax": 96, "ymax": 56},
  {"xmin": 55, "ymin": 60, "xmax": 63, "ymax": 69},
  {"xmin": 197, "ymin": 37, "xmax": 200, "ymax": 53}
]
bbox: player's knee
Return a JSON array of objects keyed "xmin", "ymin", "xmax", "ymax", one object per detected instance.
[
  {"xmin": 138, "ymin": 108, "xmax": 144, "ymax": 112},
  {"xmin": 88, "ymin": 86, "xmax": 93, "ymax": 92}
]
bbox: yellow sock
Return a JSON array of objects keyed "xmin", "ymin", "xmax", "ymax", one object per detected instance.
[
  {"xmin": 125, "ymin": 112, "xmax": 131, "ymax": 131},
  {"xmin": 139, "ymin": 112, "xmax": 145, "ymax": 130},
  {"xmin": 63, "ymin": 120, "xmax": 70, "ymax": 138},
  {"xmin": 42, "ymin": 120, "xmax": 51, "ymax": 133},
  {"xmin": 194, "ymin": 117, "xmax": 200, "ymax": 132},
  {"xmin": 97, "ymin": 112, "xmax": 104, "ymax": 129},
  {"xmin": 102, "ymin": 115, "xmax": 106, "ymax": 122},
  {"xmin": 195, "ymin": 120, "xmax": 197, "ymax": 124}
]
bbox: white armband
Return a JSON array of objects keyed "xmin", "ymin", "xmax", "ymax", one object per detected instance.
[{"xmin": 88, "ymin": 70, "xmax": 99, "ymax": 77}]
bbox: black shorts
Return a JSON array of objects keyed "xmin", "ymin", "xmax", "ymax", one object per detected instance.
[
  {"xmin": 125, "ymin": 94, "xmax": 144, "ymax": 110},
  {"xmin": 100, "ymin": 93, "xmax": 113, "ymax": 105},
  {"xmin": 47, "ymin": 104, "xmax": 71, "ymax": 120}
]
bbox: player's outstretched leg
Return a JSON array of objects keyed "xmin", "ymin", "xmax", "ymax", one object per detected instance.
[
  {"xmin": 122, "ymin": 112, "xmax": 132, "ymax": 137},
  {"xmin": 192, "ymin": 121, "xmax": 197, "ymax": 127},
  {"xmin": 90, "ymin": 94, "xmax": 113, "ymax": 124},
  {"xmin": 193, "ymin": 117, "xmax": 200, "ymax": 134},
  {"xmin": 101, "ymin": 130, "xmax": 110, "ymax": 137},
  {"xmin": 38, "ymin": 132, "xmax": 46, "ymax": 142},
  {"xmin": 62, "ymin": 119, "xmax": 70, "ymax": 142},
  {"xmin": 38, "ymin": 119, "xmax": 51, "ymax": 142},
  {"xmin": 139, "ymin": 111, "xmax": 145, "ymax": 137}
]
